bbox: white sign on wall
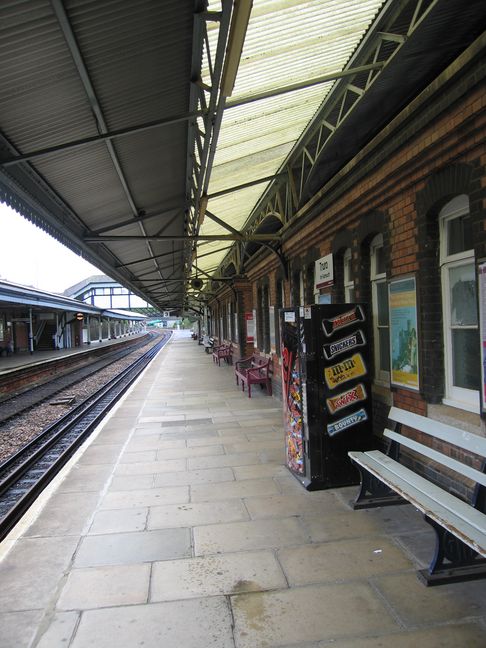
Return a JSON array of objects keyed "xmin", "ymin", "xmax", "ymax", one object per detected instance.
[{"xmin": 314, "ymin": 253, "xmax": 334, "ymax": 290}]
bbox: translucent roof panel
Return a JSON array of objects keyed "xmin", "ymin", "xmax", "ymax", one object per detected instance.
[{"xmin": 199, "ymin": 0, "xmax": 386, "ymax": 275}]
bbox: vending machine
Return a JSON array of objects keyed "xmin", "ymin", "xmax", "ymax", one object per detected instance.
[{"xmin": 280, "ymin": 304, "xmax": 374, "ymax": 490}]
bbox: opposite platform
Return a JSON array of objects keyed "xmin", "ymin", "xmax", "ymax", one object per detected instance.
[{"xmin": 1, "ymin": 331, "xmax": 485, "ymax": 648}]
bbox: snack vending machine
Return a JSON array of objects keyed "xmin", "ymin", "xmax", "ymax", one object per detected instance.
[{"xmin": 280, "ymin": 304, "xmax": 373, "ymax": 490}]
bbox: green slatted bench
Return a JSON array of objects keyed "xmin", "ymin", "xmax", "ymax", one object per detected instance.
[{"xmin": 348, "ymin": 406, "xmax": 486, "ymax": 586}]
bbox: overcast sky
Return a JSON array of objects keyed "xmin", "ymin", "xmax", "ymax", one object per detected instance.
[{"xmin": 0, "ymin": 202, "xmax": 101, "ymax": 294}]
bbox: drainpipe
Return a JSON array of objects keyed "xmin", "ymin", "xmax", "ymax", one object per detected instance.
[{"xmin": 28, "ymin": 308, "xmax": 34, "ymax": 354}]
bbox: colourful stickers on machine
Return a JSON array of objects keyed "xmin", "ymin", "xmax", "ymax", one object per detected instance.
[
  {"xmin": 326, "ymin": 383, "xmax": 367, "ymax": 415},
  {"xmin": 324, "ymin": 353, "xmax": 367, "ymax": 390},
  {"xmin": 327, "ymin": 408, "xmax": 368, "ymax": 437},
  {"xmin": 322, "ymin": 329, "xmax": 366, "ymax": 360},
  {"xmin": 321, "ymin": 305, "xmax": 365, "ymax": 337}
]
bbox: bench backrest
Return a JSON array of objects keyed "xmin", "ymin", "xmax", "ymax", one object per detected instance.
[
  {"xmin": 250, "ymin": 356, "xmax": 271, "ymax": 370},
  {"xmin": 386, "ymin": 407, "xmax": 486, "ymax": 488},
  {"xmin": 389, "ymin": 407, "xmax": 486, "ymax": 457}
]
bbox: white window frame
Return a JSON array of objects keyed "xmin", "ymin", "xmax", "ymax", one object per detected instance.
[
  {"xmin": 343, "ymin": 248, "xmax": 354, "ymax": 303},
  {"xmin": 440, "ymin": 195, "xmax": 479, "ymax": 413},
  {"xmin": 370, "ymin": 234, "xmax": 390, "ymax": 385}
]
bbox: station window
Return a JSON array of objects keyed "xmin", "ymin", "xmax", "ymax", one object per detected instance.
[
  {"xmin": 370, "ymin": 234, "xmax": 390, "ymax": 384},
  {"xmin": 440, "ymin": 195, "xmax": 479, "ymax": 411},
  {"xmin": 343, "ymin": 248, "xmax": 355, "ymax": 302}
]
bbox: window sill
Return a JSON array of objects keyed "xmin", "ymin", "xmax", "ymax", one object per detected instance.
[
  {"xmin": 441, "ymin": 397, "xmax": 479, "ymax": 415},
  {"xmin": 429, "ymin": 401, "xmax": 482, "ymax": 434}
]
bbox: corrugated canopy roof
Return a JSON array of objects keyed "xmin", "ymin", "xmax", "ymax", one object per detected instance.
[
  {"xmin": 0, "ymin": 0, "xmax": 484, "ymax": 315},
  {"xmin": 197, "ymin": 0, "xmax": 384, "ymax": 277}
]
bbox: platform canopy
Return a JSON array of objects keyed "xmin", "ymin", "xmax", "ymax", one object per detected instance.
[{"xmin": 0, "ymin": 1, "xmax": 484, "ymax": 315}]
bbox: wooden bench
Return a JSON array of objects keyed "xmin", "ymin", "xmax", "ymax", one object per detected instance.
[
  {"xmin": 234, "ymin": 355, "xmax": 272, "ymax": 398},
  {"xmin": 348, "ymin": 406, "xmax": 486, "ymax": 585},
  {"xmin": 212, "ymin": 343, "xmax": 233, "ymax": 366},
  {"xmin": 202, "ymin": 336, "xmax": 215, "ymax": 354}
]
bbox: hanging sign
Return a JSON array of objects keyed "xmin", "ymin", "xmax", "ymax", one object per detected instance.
[{"xmin": 314, "ymin": 253, "xmax": 334, "ymax": 290}]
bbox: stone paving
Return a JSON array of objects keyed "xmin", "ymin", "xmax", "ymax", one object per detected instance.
[{"xmin": 1, "ymin": 331, "xmax": 485, "ymax": 647}]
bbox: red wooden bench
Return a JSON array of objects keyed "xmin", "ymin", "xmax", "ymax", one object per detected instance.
[
  {"xmin": 234, "ymin": 355, "xmax": 272, "ymax": 398},
  {"xmin": 212, "ymin": 343, "xmax": 233, "ymax": 366}
]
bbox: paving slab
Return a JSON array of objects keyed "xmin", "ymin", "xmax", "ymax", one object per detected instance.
[
  {"xmin": 194, "ymin": 517, "xmax": 309, "ymax": 555},
  {"xmin": 23, "ymin": 492, "xmax": 99, "ymax": 537},
  {"xmin": 57, "ymin": 563, "xmax": 151, "ymax": 610},
  {"xmin": 278, "ymin": 537, "xmax": 413, "ymax": 585},
  {"xmin": 373, "ymin": 571, "xmax": 486, "ymax": 625},
  {"xmin": 187, "ymin": 452, "xmax": 261, "ymax": 469},
  {"xmin": 35, "ymin": 612, "xmax": 80, "ymax": 648},
  {"xmin": 191, "ymin": 477, "xmax": 281, "ymax": 501},
  {"xmin": 114, "ymin": 458, "xmax": 187, "ymax": 475},
  {"xmin": 233, "ymin": 463, "xmax": 289, "ymax": 480},
  {"xmin": 77, "ymin": 443, "xmax": 123, "ymax": 465},
  {"xmin": 57, "ymin": 463, "xmax": 113, "ymax": 493},
  {"xmin": 74, "ymin": 528, "xmax": 191, "ymax": 567},
  {"xmin": 299, "ymin": 509, "xmax": 388, "ymax": 542},
  {"xmin": 320, "ymin": 624, "xmax": 486, "ymax": 648},
  {"xmin": 148, "ymin": 499, "xmax": 249, "ymax": 529},
  {"xmin": 70, "ymin": 597, "xmax": 234, "ymax": 648},
  {"xmin": 154, "ymin": 466, "xmax": 235, "ymax": 487},
  {"xmin": 151, "ymin": 550, "xmax": 287, "ymax": 601},
  {"xmin": 0, "ymin": 610, "xmax": 44, "ymax": 648},
  {"xmin": 231, "ymin": 582, "xmax": 399, "ymax": 647},
  {"xmin": 154, "ymin": 444, "xmax": 225, "ymax": 459},
  {"xmin": 244, "ymin": 492, "xmax": 345, "ymax": 520},
  {"xmin": 100, "ymin": 485, "xmax": 189, "ymax": 509},
  {"xmin": 0, "ymin": 536, "xmax": 79, "ymax": 611},
  {"xmin": 125, "ymin": 436, "xmax": 186, "ymax": 451},
  {"xmin": 118, "ymin": 449, "xmax": 157, "ymax": 463},
  {"xmin": 109, "ymin": 473, "xmax": 155, "ymax": 491},
  {"xmin": 186, "ymin": 435, "xmax": 244, "ymax": 447},
  {"xmin": 88, "ymin": 507, "xmax": 148, "ymax": 535}
]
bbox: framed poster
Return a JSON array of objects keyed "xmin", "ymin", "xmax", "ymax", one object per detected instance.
[
  {"xmin": 389, "ymin": 277, "xmax": 419, "ymax": 390},
  {"xmin": 478, "ymin": 260, "xmax": 486, "ymax": 413},
  {"xmin": 245, "ymin": 312, "xmax": 254, "ymax": 343},
  {"xmin": 269, "ymin": 306, "xmax": 276, "ymax": 352}
]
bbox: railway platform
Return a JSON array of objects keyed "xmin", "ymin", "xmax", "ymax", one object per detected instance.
[
  {"xmin": 0, "ymin": 331, "xmax": 150, "ymax": 375},
  {"xmin": 1, "ymin": 331, "xmax": 485, "ymax": 648}
]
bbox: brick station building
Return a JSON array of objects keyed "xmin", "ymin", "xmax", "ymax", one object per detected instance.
[{"xmin": 205, "ymin": 34, "xmax": 486, "ymax": 493}]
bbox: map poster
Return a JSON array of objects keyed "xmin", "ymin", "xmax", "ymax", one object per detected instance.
[
  {"xmin": 478, "ymin": 261, "xmax": 486, "ymax": 412},
  {"xmin": 389, "ymin": 277, "xmax": 419, "ymax": 390}
]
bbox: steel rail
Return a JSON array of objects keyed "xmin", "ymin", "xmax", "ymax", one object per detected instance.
[{"xmin": 0, "ymin": 332, "xmax": 172, "ymax": 541}]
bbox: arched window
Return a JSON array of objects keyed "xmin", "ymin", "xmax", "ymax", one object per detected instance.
[
  {"xmin": 370, "ymin": 234, "xmax": 389, "ymax": 383},
  {"xmin": 440, "ymin": 195, "xmax": 479, "ymax": 411}
]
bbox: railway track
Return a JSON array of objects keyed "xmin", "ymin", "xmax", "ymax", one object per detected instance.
[
  {"xmin": 0, "ymin": 332, "xmax": 160, "ymax": 424},
  {"xmin": 0, "ymin": 332, "xmax": 171, "ymax": 541}
]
